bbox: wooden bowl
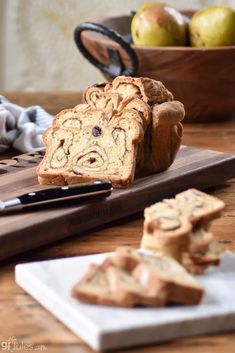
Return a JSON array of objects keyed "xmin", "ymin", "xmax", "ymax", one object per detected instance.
[{"xmin": 74, "ymin": 11, "xmax": 235, "ymax": 122}]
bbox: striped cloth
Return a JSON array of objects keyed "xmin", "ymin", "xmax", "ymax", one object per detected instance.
[{"xmin": 0, "ymin": 96, "xmax": 53, "ymax": 153}]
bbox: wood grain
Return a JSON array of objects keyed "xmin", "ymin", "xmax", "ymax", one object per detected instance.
[
  {"xmin": 0, "ymin": 147, "xmax": 234, "ymax": 261},
  {"xmin": 0, "ymin": 92, "xmax": 235, "ymax": 353}
]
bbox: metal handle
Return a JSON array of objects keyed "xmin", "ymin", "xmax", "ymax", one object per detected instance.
[{"xmin": 74, "ymin": 22, "xmax": 138, "ymax": 77}]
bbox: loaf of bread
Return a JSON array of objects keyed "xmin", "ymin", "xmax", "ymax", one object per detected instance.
[
  {"xmin": 71, "ymin": 246, "xmax": 204, "ymax": 307},
  {"xmin": 141, "ymin": 189, "xmax": 225, "ymax": 273},
  {"xmin": 84, "ymin": 76, "xmax": 185, "ymax": 173},
  {"xmin": 38, "ymin": 76, "xmax": 185, "ymax": 187}
]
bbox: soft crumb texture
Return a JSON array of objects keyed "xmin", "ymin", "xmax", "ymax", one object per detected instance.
[{"xmin": 37, "ymin": 105, "xmax": 144, "ymax": 187}]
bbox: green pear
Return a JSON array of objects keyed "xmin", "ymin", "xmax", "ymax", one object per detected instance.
[
  {"xmin": 131, "ymin": 3, "xmax": 187, "ymax": 46},
  {"xmin": 189, "ymin": 6, "xmax": 235, "ymax": 47}
]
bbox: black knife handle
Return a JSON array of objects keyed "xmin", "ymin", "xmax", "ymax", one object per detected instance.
[{"xmin": 19, "ymin": 181, "xmax": 112, "ymax": 206}]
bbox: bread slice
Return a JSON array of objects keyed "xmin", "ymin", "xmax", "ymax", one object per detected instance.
[
  {"xmin": 175, "ymin": 188, "xmax": 225, "ymax": 225},
  {"xmin": 190, "ymin": 241, "xmax": 225, "ymax": 265},
  {"xmin": 83, "ymin": 83, "xmax": 121, "ymax": 111},
  {"xmin": 183, "ymin": 241, "xmax": 225, "ymax": 274},
  {"xmin": 71, "ymin": 263, "xmax": 134, "ymax": 307},
  {"xmin": 189, "ymin": 228, "xmax": 214, "ymax": 253},
  {"xmin": 83, "ymin": 82, "xmax": 152, "ymax": 171},
  {"xmin": 107, "ymin": 76, "xmax": 174, "ymax": 105},
  {"xmin": 142, "ymin": 201, "xmax": 192, "ymax": 260},
  {"xmin": 181, "ymin": 254, "xmax": 209, "ymax": 275},
  {"xmin": 83, "ymin": 84, "xmax": 151, "ymax": 129},
  {"xmin": 102, "ymin": 247, "xmax": 141, "ymax": 272},
  {"xmin": 105, "ymin": 265, "xmax": 166, "ymax": 307},
  {"xmin": 37, "ymin": 104, "xmax": 144, "ymax": 187},
  {"xmin": 132, "ymin": 254, "xmax": 204, "ymax": 305},
  {"xmin": 107, "ymin": 246, "xmax": 203, "ymax": 305}
]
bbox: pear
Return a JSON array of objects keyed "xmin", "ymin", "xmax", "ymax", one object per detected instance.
[
  {"xmin": 189, "ymin": 6, "xmax": 235, "ymax": 47},
  {"xmin": 131, "ymin": 3, "xmax": 187, "ymax": 47}
]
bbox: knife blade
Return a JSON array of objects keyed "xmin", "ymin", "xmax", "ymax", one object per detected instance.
[{"xmin": 0, "ymin": 180, "xmax": 112, "ymax": 212}]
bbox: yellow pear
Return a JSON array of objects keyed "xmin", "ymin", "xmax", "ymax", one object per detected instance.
[
  {"xmin": 189, "ymin": 6, "xmax": 235, "ymax": 47},
  {"xmin": 131, "ymin": 3, "xmax": 187, "ymax": 47}
]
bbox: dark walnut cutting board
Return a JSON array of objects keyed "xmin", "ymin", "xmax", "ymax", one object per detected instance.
[{"xmin": 0, "ymin": 146, "xmax": 235, "ymax": 261}]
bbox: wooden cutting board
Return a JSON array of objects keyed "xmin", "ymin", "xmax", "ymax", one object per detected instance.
[{"xmin": 0, "ymin": 146, "xmax": 235, "ymax": 261}]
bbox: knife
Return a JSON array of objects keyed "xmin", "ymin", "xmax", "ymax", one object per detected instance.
[{"xmin": 0, "ymin": 181, "xmax": 113, "ymax": 212}]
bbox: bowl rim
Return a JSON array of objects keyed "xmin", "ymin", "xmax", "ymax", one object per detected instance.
[{"xmin": 82, "ymin": 14, "xmax": 235, "ymax": 51}]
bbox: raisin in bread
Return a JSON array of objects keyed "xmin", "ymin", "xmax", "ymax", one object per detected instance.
[
  {"xmin": 37, "ymin": 103, "xmax": 144, "ymax": 187},
  {"xmin": 141, "ymin": 189, "xmax": 225, "ymax": 273}
]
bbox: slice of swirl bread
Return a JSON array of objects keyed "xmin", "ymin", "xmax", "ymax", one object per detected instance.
[
  {"xmin": 132, "ymin": 254, "xmax": 203, "ymax": 305},
  {"xmin": 106, "ymin": 76, "xmax": 174, "ymax": 105},
  {"xmin": 111, "ymin": 247, "xmax": 203, "ymax": 305},
  {"xmin": 189, "ymin": 228, "xmax": 214, "ymax": 253},
  {"xmin": 37, "ymin": 103, "xmax": 144, "ymax": 187},
  {"xmin": 141, "ymin": 189, "xmax": 225, "ymax": 269},
  {"xmin": 83, "ymin": 76, "xmax": 173, "ymax": 107},
  {"xmin": 71, "ymin": 263, "xmax": 135, "ymax": 307}
]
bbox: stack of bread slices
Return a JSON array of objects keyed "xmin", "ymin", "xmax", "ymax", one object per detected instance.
[{"xmin": 141, "ymin": 188, "xmax": 225, "ymax": 274}]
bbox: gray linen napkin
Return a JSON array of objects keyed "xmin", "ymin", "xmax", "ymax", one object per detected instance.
[{"xmin": 0, "ymin": 96, "xmax": 53, "ymax": 153}]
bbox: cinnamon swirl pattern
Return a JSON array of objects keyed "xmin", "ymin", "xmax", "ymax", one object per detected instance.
[
  {"xmin": 38, "ymin": 105, "xmax": 144, "ymax": 187},
  {"xmin": 37, "ymin": 76, "xmax": 185, "ymax": 187}
]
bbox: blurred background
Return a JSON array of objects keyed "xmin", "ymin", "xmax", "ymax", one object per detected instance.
[{"xmin": 0, "ymin": 0, "xmax": 234, "ymax": 92}]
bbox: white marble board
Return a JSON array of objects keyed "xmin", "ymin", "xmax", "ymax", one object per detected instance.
[{"xmin": 15, "ymin": 252, "xmax": 235, "ymax": 351}]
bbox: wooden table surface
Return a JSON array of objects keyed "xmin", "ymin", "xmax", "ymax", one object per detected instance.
[{"xmin": 0, "ymin": 92, "xmax": 235, "ymax": 353}]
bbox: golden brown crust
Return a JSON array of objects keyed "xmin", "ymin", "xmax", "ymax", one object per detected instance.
[
  {"xmin": 82, "ymin": 81, "xmax": 106, "ymax": 105},
  {"xmin": 108, "ymin": 76, "xmax": 174, "ymax": 105},
  {"xmin": 146, "ymin": 101, "xmax": 185, "ymax": 172}
]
